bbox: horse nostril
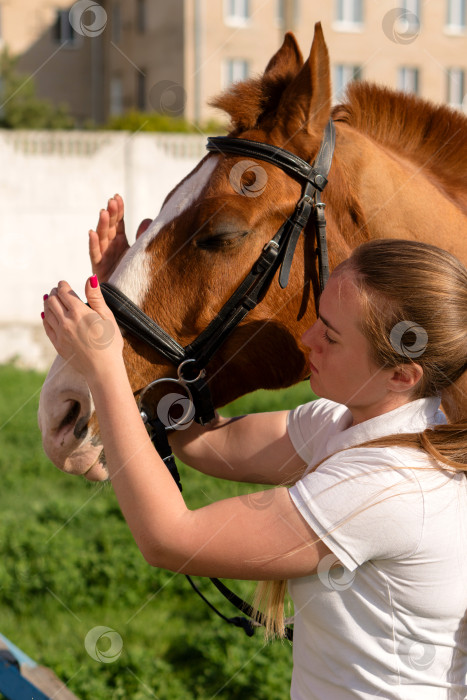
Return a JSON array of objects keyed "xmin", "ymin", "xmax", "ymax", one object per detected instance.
[
  {"xmin": 74, "ymin": 413, "xmax": 89, "ymax": 440},
  {"xmin": 58, "ymin": 400, "xmax": 81, "ymax": 434}
]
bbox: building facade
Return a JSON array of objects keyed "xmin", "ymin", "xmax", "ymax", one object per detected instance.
[{"xmin": 0, "ymin": 0, "xmax": 466, "ymax": 125}]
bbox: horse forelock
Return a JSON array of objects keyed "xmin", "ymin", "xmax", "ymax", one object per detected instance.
[
  {"xmin": 210, "ymin": 70, "xmax": 300, "ymax": 134},
  {"xmin": 109, "ymin": 155, "xmax": 219, "ymax": 306}
]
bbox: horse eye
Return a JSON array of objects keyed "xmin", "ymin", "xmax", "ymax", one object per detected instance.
[{"xmin": 196, "ymin": 230, "xmax": 249, "ymax": 250}]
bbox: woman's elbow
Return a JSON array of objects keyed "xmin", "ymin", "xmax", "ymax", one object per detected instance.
[
  {"xmin": 140, "ymin": 541, "xmax": 176, "ymax": 569},
  {"xmin": 138, "ymin": 533, "xmax": 188, "ymax": 572}
]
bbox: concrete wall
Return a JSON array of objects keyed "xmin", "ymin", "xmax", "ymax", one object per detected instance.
[{"xmin": 0, "ymin": 129, "xmax": 206, "ymax": 370}]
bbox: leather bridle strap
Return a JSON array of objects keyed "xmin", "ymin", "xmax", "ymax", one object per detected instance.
[
  {"xmin": 99, "ymin": 283, "xmax": 186, "ymax": 367},
  {"xmin": 206, "ymin": 126, "xmax": 332, "ymax": 191}
]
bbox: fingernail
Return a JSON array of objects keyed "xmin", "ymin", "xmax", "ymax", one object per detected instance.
[
  {"xmin": 43, "ymin": 294, "xmax": 48, "ymax": 300},
  {"xmin": 90, "ymin": 275, "xmax": 99, "ymax": 289},
  {"xmin": 41, "ymin": 312, "xmax": 45, "ymax": 319}
]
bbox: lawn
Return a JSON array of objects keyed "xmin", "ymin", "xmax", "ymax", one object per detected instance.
[{"xmin": 0, "ymin": 364, "xmax": 313, "ymax": 699}]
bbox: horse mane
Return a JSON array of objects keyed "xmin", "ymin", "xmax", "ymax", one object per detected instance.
[{"xmin": 333, "ymin": 82, "xmax": 467, "ymax": 211}]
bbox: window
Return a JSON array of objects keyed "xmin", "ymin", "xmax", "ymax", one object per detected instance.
[
  {"xmin": 112, "ymin": 3, "xmax": 122, "ymax": 43},
  {"xmin": 446, "ymin": 0, "xmax": 466, "ymax": 31},
  {"xmin": 137, "ymin": 70, "xmax": 146, "ymax": 110},
  {"xmin": 110, "ymin": 76, "xmax": 124, "ymax": 116},
  {"xmin": 136, "ymin": 0, "xmax": 146, "ymax": 34},
  {"xmin": 335, "ymin": 0, "xmax": 363, "ymax": 29},
  {"xmin": 398, "ymin": 67, "xmax": 419, "ymax": 94},
  {"xmin": 277, "ymin": 0, "xmax": 285, "ymax": 23},
  {"xmin": 54, "ymin": 10, "xmax": 78, "ymax": 46},
  {"xmin": 401, "ymin": 0, "xmax": 420, "ymax": 30},
  {"xmin": 222, "ymin": 59, "xmax": 249, "ymax": 88},
  {"xmin": 334, "ymin": 64, "xmax": 362, "ymax": 101},
  {"xmin": 447, "ymin": 68, "xmax": 465, "ymax": 108},
  {"xmin": 224, "ymin": 0, "xmax": 250, "ymax": 26},
  {"xmin": 276, "ymin": 0, "xmax": 300, "ymax": 27}
]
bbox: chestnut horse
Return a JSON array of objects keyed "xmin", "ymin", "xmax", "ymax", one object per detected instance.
[{"xmin": 39, "ymin": 24, "xmax": 467, "ymax": 480}]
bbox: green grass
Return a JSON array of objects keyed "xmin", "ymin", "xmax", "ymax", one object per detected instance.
[{"xmin": 0, "ymin": 365, "xmax": 314, "ymax": 699}]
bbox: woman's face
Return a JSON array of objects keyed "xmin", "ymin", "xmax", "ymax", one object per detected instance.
[{"xmin": 302, "ymin": 270, "xmax": 397, "ymax": 424}]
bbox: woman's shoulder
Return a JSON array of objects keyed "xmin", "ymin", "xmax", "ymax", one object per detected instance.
[
  {"xmin": 289, "ymin": 397, "xmax": 350, "ymax": 426},
  {"xmin": 287, "ymin": 398, "xmax": 351, "ymax": 465}
]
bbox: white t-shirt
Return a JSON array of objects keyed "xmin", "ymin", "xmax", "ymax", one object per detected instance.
[{"xmin": 287, "ymin": 397, "xmax": 467, "ymax": 700}]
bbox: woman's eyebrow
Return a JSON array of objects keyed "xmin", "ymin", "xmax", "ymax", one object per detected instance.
[{"xmin": 319, "ymin": 314, "xmax": 341, "ymax": 335}]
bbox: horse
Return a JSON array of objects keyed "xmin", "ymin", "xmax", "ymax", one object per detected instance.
[{"xmin": 38, "ymin": 23, "xmax": 467, "ymax": 481}]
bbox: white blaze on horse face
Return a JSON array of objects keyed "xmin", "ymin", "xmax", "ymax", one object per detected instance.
[{"xmin": 110, "ymin": 156, "xmax": 219, "ymax": 304}]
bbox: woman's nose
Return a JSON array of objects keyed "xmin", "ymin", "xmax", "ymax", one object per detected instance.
[{"xmin": 301, "ymin": 323, "xmax": 317, "ymax": 349}]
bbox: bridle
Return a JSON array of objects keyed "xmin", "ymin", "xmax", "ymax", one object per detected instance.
[
  {"xmin": 100, "ymin": 119, "xmax": 336, "ymax": 640},
  {"xmin": 101, "ymin": 119, "xmax": 335, "ymax": 426}
]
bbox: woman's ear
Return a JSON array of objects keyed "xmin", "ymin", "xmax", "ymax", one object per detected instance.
[{"xmin": 387, "ymin": 363, "xmax": 423, "ymax": 394}]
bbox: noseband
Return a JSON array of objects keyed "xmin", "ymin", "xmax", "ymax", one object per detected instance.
[{"xmin": 100, "ymin": 120, "xmax": 335, "ymax": 639}]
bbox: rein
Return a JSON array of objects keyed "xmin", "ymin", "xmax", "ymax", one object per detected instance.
[{"xmin": 100, "ymin": 120, "xmax": 335, "ymax": 639}]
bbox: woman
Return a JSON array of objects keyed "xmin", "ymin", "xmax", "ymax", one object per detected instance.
[{"xmin": 42, "ymin": 198, "xmax": 467, "ymax": 699}]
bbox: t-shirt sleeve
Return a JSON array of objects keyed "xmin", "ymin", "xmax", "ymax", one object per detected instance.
[
  {"xmin": 287, "ymin": 398, "xmax": 349, "ymax": 465},
  {"xmin": 289, "ymin": 448, "xmax": 425, "ymax": 571}
]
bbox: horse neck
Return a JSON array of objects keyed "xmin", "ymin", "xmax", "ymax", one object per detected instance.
[{"xmin": 331, "ymin": 122, "xmax": 467, "ymax": 256}]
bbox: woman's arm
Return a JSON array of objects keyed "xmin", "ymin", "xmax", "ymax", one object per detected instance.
[
  {"xmin": 169, "ymin": 411, "xmax": 307, "ymax": 485},
  {"xmin": 42, "ymin": 280, "xmax": 331, "ymax": 580}
]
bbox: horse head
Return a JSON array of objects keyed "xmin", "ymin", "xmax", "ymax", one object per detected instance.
[{"xmin": 39, "ymin": 24, "xmax": 352, "ymax": 480}]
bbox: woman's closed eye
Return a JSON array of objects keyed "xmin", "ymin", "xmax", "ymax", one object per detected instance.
[{"xmin": 322, "ymin": 329, "xmax": 337, "ymax": 344}]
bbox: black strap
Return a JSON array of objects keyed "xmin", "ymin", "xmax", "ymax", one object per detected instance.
[
  {"xmin": 101, "ymin": 283, "xmax": 186, "ymax": 366},
  {"xmin": 279, "ymin": 184, "xmax": 315, "ymax": 289},
  {"xmin": 185, "ymin": 226, "xmax": 284, "ymax": 365},
  {"xmin": 207, "ymin": 136, "xmax": 328, "ymax": 191},
  {"xmin": 185, "ymin": 575, "xmax": 258, "ymax": 637},
  {"xmin": 143, "ymin": 416, "xmax": 183, "ymax": 492},
  {"xmin": 314, "ymin": 191, "xmax": 330, "ymax": 292}
]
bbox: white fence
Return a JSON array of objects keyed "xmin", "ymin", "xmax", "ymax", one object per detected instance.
[{"xmin": 0, "ymin": 130, "xmax": 206, "ymax": 370}]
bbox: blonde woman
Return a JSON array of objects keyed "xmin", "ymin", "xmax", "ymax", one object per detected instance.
[{"xmin": 42, "ymin": 232, "xmax": 467, "ymax": 699}]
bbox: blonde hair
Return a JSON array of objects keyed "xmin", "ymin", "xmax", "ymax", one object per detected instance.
[{"xmin": 255, "ymin": 239, "xmax": 467, "ymax": 639}]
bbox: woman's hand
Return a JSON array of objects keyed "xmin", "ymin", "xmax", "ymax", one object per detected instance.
[
  {"xmin": 42, "ymin": 276, "xmax": 124, "ymax": 380},
  {"xmin": 89, "ymin": 195, "xmax": 129, "ymax": 282},
  {"xmin": 89, "ymin": 194, "xmax": 152, "ymax": 282}
]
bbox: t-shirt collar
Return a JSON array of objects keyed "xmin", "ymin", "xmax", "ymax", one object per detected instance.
[{"xmin": 327, "ymin": 396, "xmax": 445, "ymax": 454}]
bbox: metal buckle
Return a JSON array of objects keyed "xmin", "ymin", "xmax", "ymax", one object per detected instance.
[
  {"xmin": 298, "ymin": 194, "xmax": 313, "ymax": 207},
  {"xmin": 177, "ymin": 358, "xmax": 205, "ymax": 384},
  {"xmin": 262, "ymin": 239, "xmax": 279, "ymax": 252},
  {"xmin": 138, "ymin": 375, "xmax": 195, "ymax": 430}
]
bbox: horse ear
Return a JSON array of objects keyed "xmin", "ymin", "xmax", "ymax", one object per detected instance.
[
  {"xmin": 209, "ymin": 32, "xmax": 304, "ymax": 132},
  {"xmin": 275, "ymin": 22, "xmax": 331, "ymax": 142},
  {"xmin": 263, "ymin": 32, "xmax": 303, "ymax": 81}
]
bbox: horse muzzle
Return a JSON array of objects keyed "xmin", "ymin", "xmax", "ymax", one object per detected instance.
[{"xmin": 37, "ymin": 355, "xmax": 107, "ymax": 481}]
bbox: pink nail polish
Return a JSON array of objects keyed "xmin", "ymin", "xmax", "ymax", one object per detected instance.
[
  {"xmin": 43, "ymin": 294, "xmax": 48, "ymax": 300},
  {"xmin": 90, "ymin": 275, "xmax": 99, "ymax": 288},
  {"xmin": 41, "ymin": 312, "xmax": 45, "ymax": 319}
]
